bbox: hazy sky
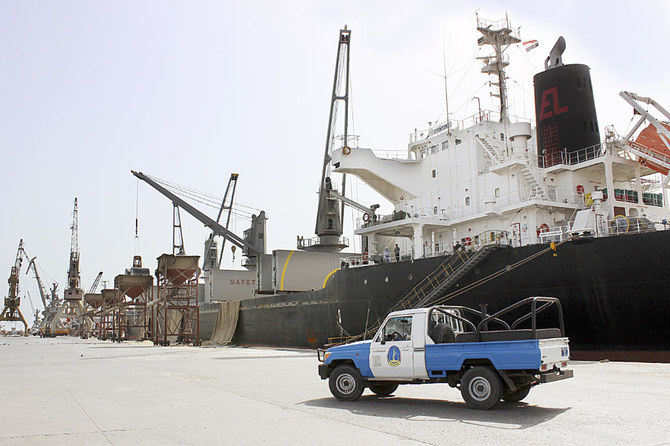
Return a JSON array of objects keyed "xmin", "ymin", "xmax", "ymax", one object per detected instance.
[{"xmin": 2, "ymin": 0, "xmax": 669, "ymax": 327}]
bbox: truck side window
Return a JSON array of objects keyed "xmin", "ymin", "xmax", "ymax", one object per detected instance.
[{"xmin": 382, "ymin": 316, "xmax": 412, "ymax": 341}]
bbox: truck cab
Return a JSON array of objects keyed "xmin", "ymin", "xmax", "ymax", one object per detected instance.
[{"xmin": 318, "ymin": 296, "xmax": 573, "ymax": 409}]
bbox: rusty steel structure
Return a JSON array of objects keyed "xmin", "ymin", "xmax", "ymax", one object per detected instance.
[
  {"xmin": 152, "ymin": 254, "xmax": 200, "ymax": 346},
  {"xmin": 0, "ymin": 240, "xmax": 28, "ymax": 334},
  {"xmin": 98, "ymin": 288, "xmax": 120, "ymax": 341},
  {"xmin": 114, "ymin": 256, "xmax": 153, "ymax": 341}
]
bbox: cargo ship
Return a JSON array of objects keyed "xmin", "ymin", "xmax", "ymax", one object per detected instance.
[{"xmin": 142, "ymin": 16, "xmax": 670, "ymax": 361}]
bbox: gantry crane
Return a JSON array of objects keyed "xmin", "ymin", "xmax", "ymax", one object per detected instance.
[{"xmin": 0, "ymin": 240, "xmax": 29, "ymax": 334}]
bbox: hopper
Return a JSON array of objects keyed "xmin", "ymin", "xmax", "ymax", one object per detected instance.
[
  {"xmin": 101, "ymin": 288, "xmax": 119, "ymax": 306},
  {"xmin": 156, "ymin": 254, "xmax": 199, "ymax": 285},
  {"xmin": 84, "ymin": 293, "xmax": 103, "ymax": 309},
  {"xmin": 115, "ymin": 273, "xmax": 153, "ymax": 299}
]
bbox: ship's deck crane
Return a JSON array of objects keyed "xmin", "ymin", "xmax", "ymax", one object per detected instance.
[
  {"xmin": 301, "ymin": 26, "xmax": 353, "ymax": 252},
  {"xmin": 0, "ymin": 240, "xmax": 28, "ymax": 333},
  {"xmin": 131, "ymin": 170, "xmax": 263, "ymax": 256},
  {"xmin": 203, "ymin": 173, "xmax": 239, "ymax": 270}
]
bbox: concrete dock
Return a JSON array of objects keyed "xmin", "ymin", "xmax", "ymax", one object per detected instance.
[{"xmin": 1, "ymin": 336, "xmax": 668, "ymax": 445}]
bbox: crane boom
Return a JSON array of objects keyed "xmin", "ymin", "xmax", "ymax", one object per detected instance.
[
  {"xmin": 67, "ymin": 198, "xmax": 80, "ymax": 290},
  {"xmin": 26, "ymin": 257, "xmax": 50, "ymax": 309},
  {"xmin": 88, "ymin": 272, "xmax": 103, "ymax": 293},
  {"xmin": 131, "ymin": 170, "xmax": 262, "ymax": 255}
]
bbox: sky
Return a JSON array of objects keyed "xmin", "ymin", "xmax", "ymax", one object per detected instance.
[{"xmin": 2, "ymin": 0, "xmax": 669, "ymax": 327}]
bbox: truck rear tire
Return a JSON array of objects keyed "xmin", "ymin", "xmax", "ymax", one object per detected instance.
[
  {"xmin": 329, "ymin": 365, "xmax": 364, "ymax": 401},
  {"xmin": 502, "ymin": 385, "xmax": 531, "ymax": 402},
  {"xmin": 369, "ymin": 382, "xmax": 399, "ymax": 396},
  {"xmin": 460, "ymin": 366, "xmax": 503, "ymax": 410}
]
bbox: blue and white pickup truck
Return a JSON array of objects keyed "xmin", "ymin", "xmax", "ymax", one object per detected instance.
[{"xmin": 318, "ymin": 297, "xmax": 573, "ymax": 409}]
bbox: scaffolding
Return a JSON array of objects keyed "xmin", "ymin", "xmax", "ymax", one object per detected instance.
[
  {"xmin": 152, "ymin": 254, "xmax": 200, "ymax": 346},
  {"xmin": 98, "ymin": 288, "xmax": 119, "ymax": 341}
]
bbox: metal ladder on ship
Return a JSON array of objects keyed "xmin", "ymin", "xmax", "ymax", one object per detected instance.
[{"xmin": 346, "ymin": 245, "xmax": 496, "ymax": 343}]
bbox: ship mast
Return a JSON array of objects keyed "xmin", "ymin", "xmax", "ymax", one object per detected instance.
[{"xmin": 476, "ymin": 13, "xmax": 520, "ymax": 123}]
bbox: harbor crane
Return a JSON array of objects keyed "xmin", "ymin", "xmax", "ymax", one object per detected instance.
[
  {"xmin": 0, "ymin": 240, "xmax": 29, "ymax": 333},
  {"xmin": 26, "ymin": 255, "xmax": 61, "ymax": 335},
  {"xmin": 88, "ymin": 272, "xmax": 103, "ymax": 294},
  {"xmin": 52, "ymin": 198, "xmax": 87, "ymax": 335}
]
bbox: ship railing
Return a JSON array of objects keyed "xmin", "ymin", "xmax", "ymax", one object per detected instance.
[
  {"xmin": 408, "ymin": 111, "xmax": 534, "ymax": 143},
  {"xmin": 340, "ymin": 249, "xmax": 411, "ymax": 268},
  {"xmin": 297, "ymin": 235, "xmax": 349, "ymax": 249},
  {"xmin": 369, "ymin": 148, "xmax": 409, "ymax": 160},
  {"xmin": 539, "ymin": 143, "xmax": 605, "ymax": 168}
]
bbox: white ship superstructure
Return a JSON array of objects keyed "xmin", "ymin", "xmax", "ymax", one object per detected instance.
[{"xmin": 332, "ymin": 16, "xmax": 670, "ymax": 261}]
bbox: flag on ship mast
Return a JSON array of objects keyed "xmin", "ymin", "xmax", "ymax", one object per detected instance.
[{"xmin": 523, "ymin": 40, "xmax": 539, "ymax": 52}]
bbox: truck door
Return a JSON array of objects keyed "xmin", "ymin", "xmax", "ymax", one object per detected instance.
[{"xmin": 369, "ymin": 315, "xmax": 415, "ymax": 379}]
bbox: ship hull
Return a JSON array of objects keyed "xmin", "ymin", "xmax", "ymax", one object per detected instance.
[{"xmin": 200, "ymin": 231, "xmax": 670, "ymax": 361}]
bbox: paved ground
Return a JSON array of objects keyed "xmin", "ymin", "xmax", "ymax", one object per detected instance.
[{"xmin": 1, "ymin": 336, "xmax": 669, "ymax": 445}]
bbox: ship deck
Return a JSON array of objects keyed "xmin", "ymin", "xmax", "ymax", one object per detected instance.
[{"xmin": 2, "ymin": 336, "xmax": 668, "ymax": 445}]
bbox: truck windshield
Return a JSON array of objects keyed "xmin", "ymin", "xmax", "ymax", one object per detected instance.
[{"xmin": 381, "ymin": 316, "xmax": 412, "ymax": 341}]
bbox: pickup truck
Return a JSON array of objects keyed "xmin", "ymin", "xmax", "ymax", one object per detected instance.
[{"xmin": 318, "ymin": 296, "xmax": 573, "ymax": 409}]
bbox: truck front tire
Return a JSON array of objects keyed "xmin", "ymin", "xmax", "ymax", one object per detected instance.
[
  {"xmin": 369, "ymin": 382, "xmax": 399, "ymax": 397},
  {"xmin": 329, "ymin": 365, "xmax": 364, "ymax": 401},
  {"xmin": 460, "ymin": 366, "xmax": 503, "ymax": 410}
]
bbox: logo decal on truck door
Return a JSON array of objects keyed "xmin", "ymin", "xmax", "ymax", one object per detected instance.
[{"xmin": 387, "ymin": 346, "xmax": 401, "ymax": 367}]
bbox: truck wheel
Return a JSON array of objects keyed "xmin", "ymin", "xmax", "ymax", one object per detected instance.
[
  {"xmin": 460, "ymin": 366, "xmax": 503, "ymax": 410},
  {"xmin": 502, "ymin": 385, "xmax": 531, "ymax": 402},
  {"xmin": 369, "ymin": 382, "xmax": 399, "ymax": 397},
  {"xmin": 329, "ymin": 365, "xmax": 364, "ymax": 401}
]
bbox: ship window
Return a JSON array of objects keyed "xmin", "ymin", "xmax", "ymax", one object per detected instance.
[
  {"xmin": 327, "ymin": 219, "xmax": 333, "ymax": 230},
  {"xmin": 433, "ymin": 206, "xmax": 438, "ymax": 215},
  {"xmin": 432, "ymin": 169, "xmax": 436, "ymax": 178},
  {"xmin": 431, "ymin": 145, "xmax": 438, "ymax": 154},
  {"xmin": 465, "ymin": 197, "xmax": 470, "ymax": 206},
  {"xmin": 500, "ymin": 133, "xmax": 504, "ymax": 141},
  {"xmin": 455, "ymin": 139, "xmax": 462, "ymax": 145},
  {"xmin": 442, "ymin": 140, "xmax": 449, "ymax": 150},
  {"xmin": 495, "ymin": 188, "xmax": 500, "ymax": 198}
]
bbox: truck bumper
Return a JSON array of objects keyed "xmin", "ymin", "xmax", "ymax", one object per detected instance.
[
  {"xmin": 318, "ymin": 364, "xmax": 329, "ymax": 380},
  {"xmin": 540, "ymin": 368, "xmax": 574, "ymax": 383}
]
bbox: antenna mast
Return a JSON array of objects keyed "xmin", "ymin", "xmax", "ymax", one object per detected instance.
[{"xmin": 476, "ymin": 14, "xmax": 520, "ymax": 123}]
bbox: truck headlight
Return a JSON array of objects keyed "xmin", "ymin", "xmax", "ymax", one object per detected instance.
[{"xmin": 324, "ymin": 352, "xmax": 331, "ymax": 362}]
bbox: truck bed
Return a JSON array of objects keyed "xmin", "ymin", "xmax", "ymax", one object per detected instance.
[{"xmin": 454, "ymin": 328, "xmax": 562, "ymax": 343}]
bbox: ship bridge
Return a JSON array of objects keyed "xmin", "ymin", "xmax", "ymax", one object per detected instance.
[{"xmin": 331, "ymin": 147, "xmax": 421, "ymax": 203}]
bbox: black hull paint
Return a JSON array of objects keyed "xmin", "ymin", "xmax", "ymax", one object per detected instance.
[{"xmin": 202, "ymin": 231, "xmax": 670, "ymax": 361}]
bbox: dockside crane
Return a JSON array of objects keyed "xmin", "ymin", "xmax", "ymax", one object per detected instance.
[
  {"xmin": 88, "ymin": 272, "xmax": 103, "ymax": 294},
  {"xmin": 0, "ymin": 240, "xmax": 29, "ymax": 334},
  {"xmin": 26, "ymin": 256, "xmax": 61, "ymax": 335},
  {"xmin": 52, "ymin": 198, "xmax": 87, "ymax": 335}
]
